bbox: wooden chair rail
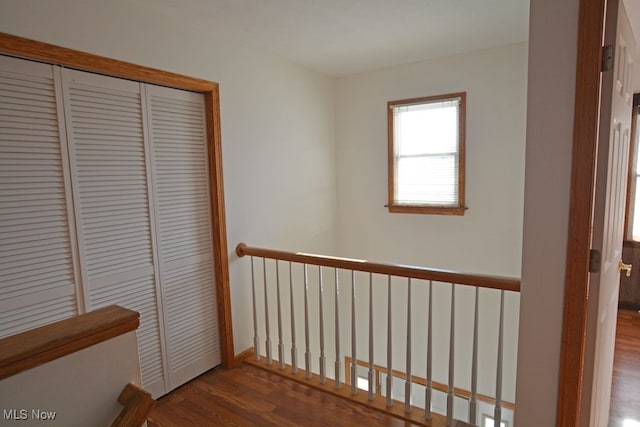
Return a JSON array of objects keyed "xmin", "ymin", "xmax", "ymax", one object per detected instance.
[
  {"xmin": 111, "ymin": 383, "xmax": 156, "ymax": 427},
  {"xmin": 0, "ymin": 305, "xmax": 140, "ymax": 380},
  {"xmin": 236, "ymin": 243, "xmax": 521, "ymax": 292}
]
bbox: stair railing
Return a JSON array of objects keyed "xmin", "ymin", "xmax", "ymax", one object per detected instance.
[{"xmin": 236, "ymin": 243, "xmax": 520, "ymax": 427}]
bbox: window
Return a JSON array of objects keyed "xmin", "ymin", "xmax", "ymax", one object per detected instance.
[
  {"xmin": 481, "ymin": 414, "xmax": 507, "ymax": 427},
  {"xmin": 626, "ymin": 94, "xmax": 640, "ymax": 242},
  {"xmin": 387, "ymin": 92, "xmax": 466, "ymax": 215}
]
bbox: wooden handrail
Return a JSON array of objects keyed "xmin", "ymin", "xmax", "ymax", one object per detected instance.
[
  {"xmin": 0, "ymin": 305, "xmax": 140, "ymax": 380},
  {"xmin": 236, "ymin": 243, "xmax": 520, "ymax": 292},
  {"xmin": 111, "ymin": 383, "xmax": 156, "ymax": 427}
]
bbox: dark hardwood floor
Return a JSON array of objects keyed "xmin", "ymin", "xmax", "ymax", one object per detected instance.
[
  {"xmin": 609, "ymin": 310, "xmax": 640, "ymax": 427},
  {"xmin": 147, "ymin": 364, "xmax": 418, "ymax": 426}
]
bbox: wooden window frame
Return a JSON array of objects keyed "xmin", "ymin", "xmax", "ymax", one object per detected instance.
[
  {"xmin": 387, "ymin": 92, "xmax": 466, "ymax": 215},
  {"xmin": 0, "ymin": 32, "xmax": 234, "ymax": 368}
]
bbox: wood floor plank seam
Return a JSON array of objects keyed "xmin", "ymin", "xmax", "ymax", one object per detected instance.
[{"xmin": 148, "ymin": 311, "xmax": 639, "ymax": 427}]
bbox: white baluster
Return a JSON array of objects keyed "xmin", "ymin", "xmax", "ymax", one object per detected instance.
[
  {"xmin": 304, "ymin": 264, "xmax": 311, "ymax": 379},
  {"xmin": 335, "ymin": 268, "xmax": 341, "ymax": 389},
  {"xmin": 276, "ymin": 261, "xmax": 284, "ymax": 369},
  {"xmin": 251, "ymin": 256, "xmax": 260, "ymax": 361},
  {"xmin": 470, "ymin": 286, "xmax": 479, "ymax": 425},
  {"xmin": 386, "ymin": 275, "xmax": 393, "ymax": 407},
  {"xmin": 405, "ymin": 278, "xmax": 412, "ymax": 413},
  {"xmin": 351, "ymin": 270, "xmax": 357, "ymax": 395},
  {"xmin": 447, "ymin": 284, "xmax": 456, "ymax": 426},
  {"xmin": 289, "ymin": 262, "xmax": 298, "ymax": 375},
  {"xmin": 368, "ymin": 272, "xmax": 374, "ymax": 401},
  {"xmin": 425, "ymin": 280, "xmax": 433, "ymax": 419},
  {"xmin": 494, "ymin": 290, "xmax": 505, "ymax": 427},
  {"xmin": 263, "ymin": 258, "xmax": 272, "ymax": 365},
  {"xmin": 319, "ymin": 266, "xmax": 326, "ymax": 384}
]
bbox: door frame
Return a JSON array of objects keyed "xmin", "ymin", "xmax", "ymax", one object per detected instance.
[
  {"xmin": 0, "ymin": 32, "xmax": 235, "ymax": 369},
  {"xmin": 557, "ymin": 0, "xmax": 616, "ymax": 425}
]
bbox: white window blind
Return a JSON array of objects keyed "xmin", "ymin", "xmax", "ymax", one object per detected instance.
[{"xmin": 390, "ymin": 94, "xmax": 464, "ymax": 210}]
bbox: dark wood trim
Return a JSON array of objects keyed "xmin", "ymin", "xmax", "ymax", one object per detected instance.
[
  {"xmin": 387, "ymin": 92, "xmax": 466, "ymax": 216},
  {"xmin": 0, "ymin": 32, "xmax": 234, "ymax": 369},
  {"xmin": 344, "ymin": 356, "xmax": 516, "ymax": 411},
  {"xmin": 557, "ymin": 0, "xmax": 607, "ymax": 425},
  {"xmin": 111, "ymin": 383, "xmax": 156, "ymax": 427},
  {"xmin": 0, "ymin": 305, "xmax": 139, "ymax": 380},
  {"xmin": 236, "ymin": 243, "xmax": 520, "ymax": 292}
]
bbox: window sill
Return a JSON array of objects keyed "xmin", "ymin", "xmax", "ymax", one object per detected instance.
[{"xmin": 387, "ymin": 204, "xmax": 466, "ymax": 216}]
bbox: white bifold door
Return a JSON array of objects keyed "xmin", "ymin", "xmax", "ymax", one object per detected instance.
[{"xmin": 0, "ymin": 55, "xmax": 221, "ymax": 397}]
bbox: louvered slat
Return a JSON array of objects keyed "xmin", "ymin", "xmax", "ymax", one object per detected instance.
[
  {"xmin": 0, "ymin": 56, "xmax": 78, "ymax": 337},
  {"xmin": 62, "ymin": 69, "xmax": 165, "ymax": 396},
  {"xmin": 147, "ymin": 85, "xmax": 220, "ymax": 390},
  {"xmin": 0, "ymin": 294, "xmax": 78, "ymax": 338},
  {"xmin": 2, "ymin": 59, "xmax": 221, "ymax": 400},
  {"xmin": 90, "ymin": 277, "xmax": 165, "ymax": 386}
]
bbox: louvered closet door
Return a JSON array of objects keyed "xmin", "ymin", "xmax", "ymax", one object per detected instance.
[
  {"xmin": 0, "ymin": 56, "xmax": 80, "ymax": 338},
  {"xmin": 61, "ymin": 70, "xmax": 167, "ymax": 397},
  {"xmin": 146, "ymin": 85, "xmax": 221, "ymax": 390}
]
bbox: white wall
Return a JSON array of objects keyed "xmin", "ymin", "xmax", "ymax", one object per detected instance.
[
  {"xmin": 0, "ymin": 331, "xmax": 141, "ymax": 426},
  {"xmin": 0, "ymin": 0, "xmax": 339, "ymax": 355},
  {"xmin": 331, "ymin": 45, "xmax": 527, "ymax": 408},
  {"xmin": 335, "ymin": 43, "xmax": 528, "ymax": 278},
  {"xmin": 515, "ymin": 0, "xmax": 579, "ymax": 426}
]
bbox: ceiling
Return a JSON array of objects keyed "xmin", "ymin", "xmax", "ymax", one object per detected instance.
[{"xmin": 138, "ymin": 0, "xmax": 530, "ymax": 76}]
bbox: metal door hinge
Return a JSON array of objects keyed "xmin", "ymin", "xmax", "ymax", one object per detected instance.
[
  {"xmin": 602, "ymin": 45, "xmax": 614, "ymax": 72},
  {"xmin": 589, "ymin": 249, "xmax": 602, "ymax": 273}
]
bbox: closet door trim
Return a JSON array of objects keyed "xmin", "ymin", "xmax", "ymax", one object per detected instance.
[{"xmin": 0, "ymin": 32, "xmax": 234, "ymax": 368}]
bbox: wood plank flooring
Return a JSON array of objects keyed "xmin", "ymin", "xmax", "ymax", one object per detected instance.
[
  {"xmin": 609, "ymin": 309, "xmax": 640, "ymax": 427},
  {"xmin": 147, "ymin": 363, "xmax": 419, "ymax": 426},
  {"xmin": 148, "ymin": 310, "xmax": 640, "ymax": 426}
]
